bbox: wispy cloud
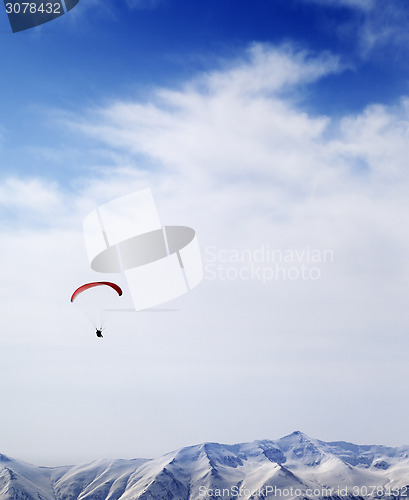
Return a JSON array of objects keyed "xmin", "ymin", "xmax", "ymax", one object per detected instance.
[
  {"xmin": 303, "ymin": 0, "xmax": 409, "ymax": 57},
  {"xmin": 358, "ymin": 0, "xmax": 409, "ymax": 56},
  {"xmin": 303, "ymin": 0, "xmax": 375, "ymax": 11},
  {"xmin": 0, "ymin": 178, "xmax": 62, "ymax": 217},
  {"xmin": 124, "ymin": 0, "xmax": 165, "ymax": 10}
]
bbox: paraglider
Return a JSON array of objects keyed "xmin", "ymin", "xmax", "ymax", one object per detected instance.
[
  {"xmin": 70, "ymin": 281, "xmax": 122, "ymax": 302},
  {"xmin": 71, "ymin": 282, "xmax": 122, "ymax": 338}
]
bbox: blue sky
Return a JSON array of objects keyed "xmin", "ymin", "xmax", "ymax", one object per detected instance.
[
  {"xmin": 1, "ymin": 0, "xmax": 409, "ymax": 465},
  {"xmin": 0, "ymin": 0, "xmax": 408, "ymax": 152},
  {"xmin": 2, "ymin": 0, "xmax": 409, "ymax": 125},
  {"xmin": 1, "ymin": 0, "xmax": 409, "ymax": 185}
]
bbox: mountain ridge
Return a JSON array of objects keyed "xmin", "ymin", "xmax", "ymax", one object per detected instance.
[{"xmin": 1, "ymin": 432, "xmax": 409, "ymax": 499}]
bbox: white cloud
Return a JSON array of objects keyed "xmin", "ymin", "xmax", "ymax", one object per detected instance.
[
  {"xmin": 1, "ymin": 43, "xmax": 409, "ymax": 463},
  {"xmin": 72, "ymin": 44, "xmax": 340, "ymax": 207},
  {"xmin": 203, "ymin": 43, "xmax": 341, "ymax": 95},
  {"xmin": 0, "ymin": 178, "xmax": 63, "ymax": 218},
  {"xmin": 330, "ymin": 99, "xmax": 409, "ymax": 184}
]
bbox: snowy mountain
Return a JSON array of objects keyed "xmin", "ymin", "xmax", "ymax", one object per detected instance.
[{"xmin": 1, "ymin": 432, "xmax": 409, "ymax": 499}]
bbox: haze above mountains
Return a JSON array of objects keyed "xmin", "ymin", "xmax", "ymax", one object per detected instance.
[{"xmin": 1, "ymin": 432, "xmax": 409, "ymax": 499}]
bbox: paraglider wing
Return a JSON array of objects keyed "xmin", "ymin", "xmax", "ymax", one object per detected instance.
[{"xmin": 70, "ymin": 282, "xmax": 123, "ymax": 303}]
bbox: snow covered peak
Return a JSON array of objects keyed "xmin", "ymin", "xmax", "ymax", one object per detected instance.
[
  {"xmin": 274, "ymin": 431, "xmax": 326, "ymax": 466},
  {"xmin": 276, "ymin": 431, "xmax": 315, "ymax": 448}
]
